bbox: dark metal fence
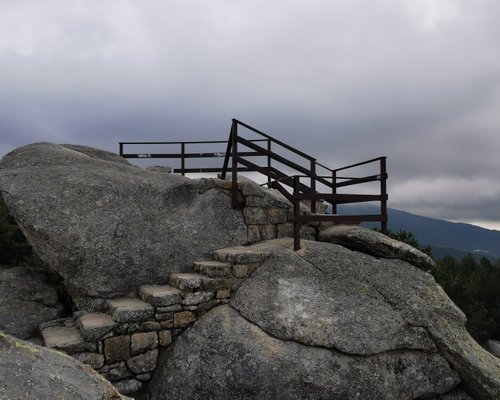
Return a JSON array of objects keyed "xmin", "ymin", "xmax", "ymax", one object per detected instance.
[
  {"xmin": 219, "ymin": 119, "xmax": 388, "ymax": 250},
  {"xmin": 119, "ymin": 118, "xmax": 388, "ymax": 251},
  {"xmin": 119, "ymin": 139, "xmax": 268, "ymax": 175}
]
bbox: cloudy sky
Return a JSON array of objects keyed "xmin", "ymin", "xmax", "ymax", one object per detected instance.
[{"xmin": 1, "ymin": 0, "xmax": 499, "ymax": 229}]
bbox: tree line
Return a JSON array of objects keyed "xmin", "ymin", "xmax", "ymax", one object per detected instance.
[
  {"xmin": 386, "ymin": 229, "xmax": 500, "ymax": 344},
  {"xmin": 0, "ymin": 198, "xmax": 38, "ymax": 266}
]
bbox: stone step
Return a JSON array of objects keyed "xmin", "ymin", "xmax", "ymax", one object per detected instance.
[
  {"xmin": 76, "ymin": 312, "xmax": 117, "ymax": 341},
  {"xmin": 106, "ymin": 298, "xmax": 154, "ymax": 323},
  {"xmin": 193, "ymin": 260, "xmax": 232, "ymax": 278},
  {"xmin": 139, "ymin": 285, "xmax": 182, "ymax": 306},
  {"xmin": 41, "ymin": 325, "xmax": 96, "ymax": 354},
  {"xmin": 169, "ymin": 273, "xmax": 211, "ymax": 291},
  {"xmin": 170, "ymin": 272, "xmax": 233, "ymax": 291},
  {"xmin": 39, "ymin": 317, "xmax": 76, "ymax": 330},
  {"xmin": 213, "ymin": 246, "xmax": 270, "ymax": 264}
]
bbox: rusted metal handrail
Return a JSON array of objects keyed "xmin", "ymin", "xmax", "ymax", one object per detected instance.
[
  {"xmin": 233, "ymin": 119, "xmax": 316, "ymax": 161},
  {"xmin": 119, "ymin": 138, "xmax": 269, "ymax": 176},
  {"xmin": 219, "ymin": 119, "xmax": 388, "ymax": 250},
  {"xmin": 119, "ymin": 119, "xmax": 388, "ymax": 251}
]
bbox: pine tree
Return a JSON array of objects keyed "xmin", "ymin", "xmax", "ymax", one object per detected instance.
[{"xmin": 0, "ymin": 198, "xmax": 35, "ymax": 265}]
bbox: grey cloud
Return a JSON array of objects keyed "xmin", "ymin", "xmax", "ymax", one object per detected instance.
[{"xmin": 1, "ymin": 0, "xmax": 500, "ymax": 227}]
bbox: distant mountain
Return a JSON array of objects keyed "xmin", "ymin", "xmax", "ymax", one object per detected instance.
[{"xmin": 338, "ymin": 204, "xmax": 500, "ymax": 261}]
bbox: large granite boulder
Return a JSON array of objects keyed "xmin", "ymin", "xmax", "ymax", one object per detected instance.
[
  {"xmin": 151, "ymin": 305, "xmax": 458, "ymax": 400},
  {"xmin": 0, "ymin": 266, "xmax": 63, "ymax": 339},
  {"xmin": 319, "ymin": 224, "xmax": 435, "ymax": 270},
  {"xmin": 0, "ymin": 331, "xmax": 128, "ymax": 399},
  {"xmin": 0, "ymin": 143, "xmax": 247, "ymax": 308},
  {"xmin": 150, "ymin": 239, "xmax": 500, "ymax": 399}
]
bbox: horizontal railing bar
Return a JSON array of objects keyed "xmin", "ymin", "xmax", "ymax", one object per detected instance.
[
  {"xmin": 121, "ymin": 151, "xmax": 262, "ymax": 159},
  {"xmin": 289, "ymin": 174, "xmax": 382, "ymax": 190},
  {"xmin": 294, "ymin": 194, "xmax": 388, "ymax": 203},
  {"xmin": 333, "ymin": 174, "xmax": 386, "ymax": 188},
  {"xmin": 233, "ymin": 118, "xmax": 316, "ymax": 161},
  {"xmin": 172, "ymin": 167, "xmax": 250, "ymax": 173},
  {"xmin": 119, "ymin": 139, "xmax": 269, "ymax": 145},
  {"xmin": 332, "ymin": 156, "xmax": 387, "ymax": 172},
  {"xmin": 291, "ymin": 174, "xmax": 385, "ymax": 180},
  {"xmin": 299, "ymin": 214, "xmax": 387, "ymax": 223}
]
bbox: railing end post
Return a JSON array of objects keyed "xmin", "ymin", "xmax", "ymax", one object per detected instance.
[
  {"xmin": 231, "ymin": 120, "xmax": 239, "ymax": 207},
  {"xmin": 293, "ymin": 233, "xmax": 301, "ymax": 251},
  {"xmin": 293, "ymin": 175, "xmax": 302, "ymax": 251}
]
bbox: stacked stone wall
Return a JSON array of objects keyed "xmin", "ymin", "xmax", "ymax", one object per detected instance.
[
  {"xmin": 40, "ymin": 176, "xmax": 325, "ymax": 396},
  {"xmin": 40, "ymin": 246, "xmax": 269, "ymax": 396},
  {"xmin": 232, "ymin": 178, "xmax": 323, "ymax": 243}
]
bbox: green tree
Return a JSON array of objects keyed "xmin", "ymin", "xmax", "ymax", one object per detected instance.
[
  {"xmin": 380, "ymin": 227, "xmax": 500, "ymax": 343},
  {"xmin": 0, "ymin": 197, "xmax": 40, "ymax": 266},
  {"xmin": 378, "ymin": 228, "xmax": 432, "ymax": 256},
  {"xmin": 432, "ymin": 254, "xmax": 500, "ymax": 343}
]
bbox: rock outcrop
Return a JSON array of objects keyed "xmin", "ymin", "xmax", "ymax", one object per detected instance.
[
  {"xmin": 151, "ymin": 305, "xmax": 459, "ymax": 400},
  {"xmin": 150, "ymin": 239, "xmax": 500, "ymax": 400},
  {"xmin": 319, "ymin": 224, "xmax": 435, "ymax": 270},
  {"xmin": 0, "ymin": 143, "xmax": 247, "ymax": 308},
  {"xmin": 1, "ymin": 143, "xmax": 499, "ymax": 399},
  {"xmin": 0, "ymin": 266, "xmax": 63, "ymax": 339},
  {"xmin": 0, "ymin": 331, "xmax": 128, "ymax": 399}
]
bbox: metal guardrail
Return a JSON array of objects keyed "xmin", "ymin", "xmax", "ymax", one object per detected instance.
[
  {"xmin": 220, "ymin": 119, "xmax": 388, "ymax": 250},
  {"xmin": 119, "ymin": 119, "xmax": 388, "ymax": 251},
  {"xmin": 119, "ymin": 139, "xmax": 269, "ymax": 175}
]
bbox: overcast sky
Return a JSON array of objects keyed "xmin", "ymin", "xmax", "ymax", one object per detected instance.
[{"xmin": 1, "ymin": 0, "xmax": 499, "ymax": 229}]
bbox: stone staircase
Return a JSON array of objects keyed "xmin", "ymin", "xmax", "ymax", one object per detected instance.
[{"xmin": 39, "ymin": 246, "xmax": 269, "ymax": 395}]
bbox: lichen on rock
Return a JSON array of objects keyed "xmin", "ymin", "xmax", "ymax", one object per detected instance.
[
  {"xmin": 0, "ymin": 143, "xmax": 247, "ymax": 308},
  {"xmin": 0, "ymin": 331, "xmax": 127, "ymax": 399}
]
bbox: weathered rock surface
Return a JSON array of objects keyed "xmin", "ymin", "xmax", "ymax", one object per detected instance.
[
  {"xmin": 150, "ymin": 306, "xmax": 459, "ymax": 400},
  {"xmin": 231, "ymin": 240, "xmax": 440, "ymax": 356},
  {"xmin": 0, "ymin": 143, "xmax": 247, "ymax": 308},
  {"xmin": 2, "ymin": 143, "xmax": 499, "ymax": 399},
  {"xmin": 150, "ymin": 239, "xmax": 500, "ymax": 399},
  {"xmin": 430, "ymin": 320, "xmax": 500, "ymax": 400},
  {"xmin": 488, "ymin": 340, "xmax": 500, "ymax": 358},
  {"xmin": 0, "ymin": 331, "xmax": 127, "ymax": 400},
  {"xmin": 0, "ymin": 266, "xmax": 63, "ymax": 339},
  {"xmin": 319, "ymin": 224, "xmax": 435, "ymax": 270}
]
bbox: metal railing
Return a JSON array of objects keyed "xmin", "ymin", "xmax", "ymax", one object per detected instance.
[
  {"xmin": 119, "ymin": 139, "xmax": 269, "ymax": 175},
  {"xmin": 220, "ymin": 119, "xmax": 387, "ymax": 249},
  {"xmin": 119, "ymin": 119, "xmax": 388, "ymax": 251}
]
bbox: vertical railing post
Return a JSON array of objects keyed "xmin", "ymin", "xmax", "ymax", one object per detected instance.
[
  {"xmin": 293, "ymin": 176, "xmax": 301, "ymax": 251},
  {"xmin": 380, "ymin": 157, "xmax": 388, "ymax": 233},
  {"xmin": 180, "ymin": 143, "xmax": 186, "ymax": 176},
  {"xmin": 310, "ymin": 160, "xmax": 316, "ymax": 214},
  {"xmin": 220, "ymin": 124, "xmax": 233, "ymax": 180},
  {"xmin": 231, "ymin": 120, "xmax": 239, "ymax": 207},
  {"xmin": 119, "ymin": 143, "xmax": 123, "ymax": 157},
  {"xmin": 331, "ymin": 170, "xmax": 337, "ymax": 215},
  {"xmin": 267, "ymin": 139, "xmax": 272, "ymax": 188}
]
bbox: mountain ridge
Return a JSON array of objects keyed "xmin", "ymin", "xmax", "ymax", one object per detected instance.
[{"xmin": 339, "ymin": 204, "xmax": 500, "ymax": 261}]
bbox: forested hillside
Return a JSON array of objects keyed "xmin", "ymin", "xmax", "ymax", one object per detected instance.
[
  {"xmin": 341, "ymin": 204, "xmax": 500, "ymax": 261},
  {"xmin": 386, "ymin": 229, "xmax": 500, "ymax": 344}
]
